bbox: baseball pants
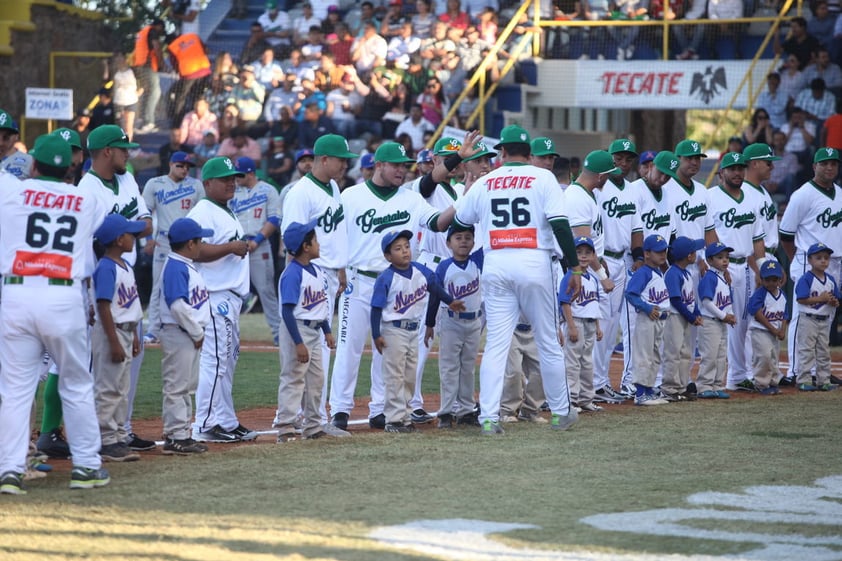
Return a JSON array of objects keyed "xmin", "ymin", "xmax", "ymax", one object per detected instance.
[
  {"xmin": 160, "ymin": 324, "xmax": 201, "ymax": 440},
  {"xmin": 276, "ymin": 321, "xmax": 325, "ymax": 438},
  {"xmin": 437, "ymin": 313, "xmax": 481, "ymax": 418},
  {"xmin": 631, "ymin": 313, "xmax": 664, "ymax": 388},
  {"xmin": 249, "ymin": 241, "xmax": 280, "ymax": 340},
  {"xmin": 501, "ymin": 328, "xmax": 545, "ymax": 417},
  {"xmin": 146, "ymin": 235, "xmax": 170, "ymax": 338},
  {"xmin": 620, "ymin": 270, "xmax": 637, "ymax": 388},
  {"xmin": 697, "ymin": 318, "xmax": 727, "ymax": 393},
  {"xmin": 750, "ymin": 328, "xmax": 781, "ymax": 391},
  {"xmin": 329, "ymin": 270, "xmax": 385, "ymax": 418},
  {"xmin": 478, "ymin": 249, "xmax": 571, "ymax": 424},
  {"xmin": 564, "ymin": 318, "xmax": 597, "ymax": 407},
  {"xmin": 381, "ymin": 323, "xmax": 419, "ymax": 425},
  {"xmin": 123, "ymin": 320, "xmax": 145, "ymax": 436},
  {"xmin": 91, "ymin": 321, "xmax": 136, "ymax": 446},
  {"xmin": 0, "ymin": 282, "xmax": 102, "ymax": 475},
  {"xmin": 193, "ymin": 290, "xmax": 242, "ymax": 435},
  {"xmin": 661, "ymin": 313, "xmax": 693, "ymax": 396},
  {"xmin": 796, "ymin": 314, "xmax": 833, "ymax": 386},
  {"xmin": 726, "ymin": 262, "xmax": 754, "ymax": 388},
  {"xmin": 593, "ymin": 254, "xmax": 629, "ymax": 390},
  {"xmin": 412, "ymin": 251, "xmax": 444, "ymax": 412}
]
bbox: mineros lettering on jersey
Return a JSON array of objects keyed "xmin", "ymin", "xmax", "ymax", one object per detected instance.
[
  {"xmin": 676, "ymin": 200, "xmax": 707, "ymax": 221},
  {"xmin": 484, "ymin": 175, "xmax": 535, "ymax": 191},
  {"xmin": 760, "ymin": 200, "xmax": 776, "ymax": 221},
  {"xmin": 720, "ymin": 208, "xmax": 756, "ymax": 229},
  {"xmin": 816, "ymin": 207, "xmax": 842, "ymax": 228},
  {"xmin": 647, "ymin": 286, "xmax": 669, "ymax": 305},
  {"xmin": 156, "ymin": 183, "xmax": 198, "ymax": 205},
  {"xmin": 190, "ymin": 285, "xmax": 210, "ymax": 309},
  {"xmin": 576, "ymin": 286, "xmax": 600, "ymax": 306},
  {"xmin": 356, "ymin": 208, "xmax": 411, "ymax": 233},
  {"xmin": 22, "ymin": 190, "xmax": 84, "ymax": 212},
  {"xmin": 716, "ymin": 291, "xmax": 732, "ymax": 310},
  {"xmin": 448, "ymin": 277, "xmax": 479, "ymax": 299},
  {"xmin": 114, "ymin": 197, "xmax": 140, "ymax": 219},
  {"xmin": 394, "ymin": 282, "xmax": 428, "ymax": 313},
  {"xmin": 116, "ymin": 283, "xmax": 140, "ymax": 309},
  {"xmin": 764, "ymin": 309, "xmax": 786, "ymax": 322},
  {"xmin": 602, "ymin": 196, "xmax": 636, "ymax": 218},
  {"xmin": 301, "ymin": 285, "xmax": 328, "ymax": 310},
  {"xmin": 642, "ymin": 209, "xmax": 671, "ymax": 231},
  {"xmin": 320, "ymin": 205, "xmax": 345, "ymax": 233},
  {"xmin": 593, "ymin": 214, "xmax": 604, "ymax": 237}
]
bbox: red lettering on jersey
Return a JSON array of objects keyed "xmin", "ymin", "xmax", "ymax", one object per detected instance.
[
  {"xmin": 22, "ymin": 190, "xmax": 84, "ymax": 212},
  {"xmin": 488, "ymin": 227, "xmax": 538, "ymax": 249},
  {"xmin": 12, "ymin": 250, "xmax": 72, "ymax": 279},
  {"xmin": 600, "ymin": 72, "xmax": 683, "ymax": 95},
  {"xmin": 484, "ymin": 176, "xmax": 534, "ymax": 191}
]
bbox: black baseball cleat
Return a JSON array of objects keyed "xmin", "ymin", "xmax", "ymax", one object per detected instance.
[
  {"xmin": 410, "ymin": 408, "xmax": 435, "ymax": 424},
  {"xmin": 36, "ymin": 428, "xmax": 71, "ymax": 459},
  {"xmin": 231, "ymin": 424, "xmax": 258, "ymax": 441},
  {"xmin": 437, "ymin": 413, "xmax": 453, "ymax": 429},
  {"xmin": 126, "ymin": 433, "xmax": 156, "ymax": 451},
  {"xmin": 194, "ymin": 425, "xmax": 241, "ymax": 443},
  {"xmin": 332, "ymin": 412, "xmax": 349, "ymax": 431},
  {"xmin": 369, "ymin": 413, "xmax": 386, "ymax": 429},
  {"xmin": 779, "ymin": 376, "xmax": 796, "ymax": 387}
]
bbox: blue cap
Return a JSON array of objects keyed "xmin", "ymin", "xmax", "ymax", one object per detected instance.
[
  {"xmin": 760, "ymin": 259, "xmax": 783, "ymax": 278},
  {"xmin": 359, "ymin": 153, "xmax": 375, "ymax": 169},
  {"xmin": 808, "ymin": 242, "xmax": 834, "ymax": 256},
  {"xmin": 446, "ymin": 223, "xmax": 475, "ymax": 240},
  {"xmin": 416, "ymin": 149, "xmax": 433, "ymax": 163},
  {"xmin": 82, "ymin": 158, "xmax": 92, "ymax": 173},
  {"xmin": 283, "ymin": 219, "xmax": 318, "ymax": 254},
  {"xmin": 381, "ymin": 229, "xmax": 413, "ymax": 253},
  {"xmin": 705, "ymin": 241, "xmax": 734, "ymax": 258},
  {"xmin": 169, "ymin": 217, "xmax": 213, "ymax": 244},
  {"xmin": 170, "ymin": 151, "xmax": 195, "ymax": 166},
  {"xmin": 574, "ymin": 236, "xmax": 595, "ymax": 250},
  {"xmin": 295, "ymin": 148, "xmax": 315, "ymax": 162},
  {"xmin": 643, "ymin": 234, "xmax": 668, "ymax": 252},
  {"xmin": 639, "ymin": 150, "xmax": 657, "ymax": 164},
  {"xmin": 671, "ymin": 236, "xmax": 705, "ymax": 261},
  {"xmin": 235, "ymin": 156, "xmax": 256, "ymax": 173},
  {"xmin": 95, "ymin": 214, "xmax": 146, "ymax": 245}
]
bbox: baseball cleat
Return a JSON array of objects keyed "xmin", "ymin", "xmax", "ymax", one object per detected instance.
[
  {"xmin": 517, "ymin": 412, "xmax": 548, "ymax": 423},
  {"xmin": 550, "ymin": 410, "xmax": 579, "ymax": 430},
  {"xmin": 437, "ymin": 413, "xmax": 454, "ymax": 429},
  {"xmin": 594, "ymin": 386, "xmax": 625, "ymax": 404},
  {"xmin": 162, "ymin": 438, "xmax": 208, "ymax": 455},
  {"xmin": 0, "ymin": 471, "xmax": 27, "ymax": 495},
  {"xmin": 368, "ymin": 413, "xmax": 386, "ymax": 429},
  {"xmin": 36, "ymin": 428, "xmax": 71, "ymax": 459},
  {"xmin": 126, "ymin": 433, "xmax": 157, "ymax": 451},
  {"xmin": 231, "ymin": 424, "xmax": 258, "ymax": 441},
  {"xmin": 384, "ymin": 422, "xmax": 416, "ymax": 433},
  {"xmin": 100, "ymin": 443, "xmax": 140, "ymax": 462},
  {"xmin": 69, "ymin": 467, "xmax": 111, "ymax": 490},
  {"xmin": 319, "ymin": 423, "xmax": 351, "ymax": 437},
  {"xmin": 331, "ymin": 412, "xmax": 349, "ymax": 431},
  {"xmin": 410, "ymin": 408, "xmax": 435, "ymax": 424},
  {"xmin": 480, "ymin": 419, "xmax": 504, "ymax": 435},
  {"xmin": 194, "ymin": 425, "xmax": 241, "ymax": 443},
  {"xmin": 634, "ymin": 394, "xmax": 668, "ymax": 406}
]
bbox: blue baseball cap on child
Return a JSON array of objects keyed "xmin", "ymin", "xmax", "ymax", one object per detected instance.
[
  {"xmin": 643, "ymin": 234, "xmax": 668, "ymax": 252},
  {"xmin": 169, "ymin": 217, "xmax": 213, "ymax": 244},
  {"xmin": 359, "ymin": 153, "xmax": 375, "ymax": 169},
  {"xmin": 295, "ymin": 149, "xmax": 315, "ymax": 163},
  {"xmin": 283, "ymin": 219, "xmax": 319, "ymax": 254},
  {"xmin": 671, "ymin": 236, "xmax": 705, "ymax": 260},
  {"xmin": 236, "ymin": 156, "xmax": 256, "ymax": 173},
  {"xmin": 416, "ymin": 149, "xmax": 434, "ymax": 163},
  {"xmin": 705, "ymin": 241, "xmax": 734, "ymax": 258},
  {"xmin": 639, "ymin": 150, "xmax": 657, "ymax": 164},
  {"xmin": 381, "ymin": 229, "xmax": 413, "ymax": 253},
  {"xmin": 574, "ymin": 236, "xmax": 595, "ymax": 250},
  {"xmin": 446, "ymin": 223, "xmax": 474, "ymax": 240},
  {"xmin": 760, "ymin": 259, "xmax": 783, "ymax": 278},
  {"xmin": 95, "ymin": 214, "xmax": 146, "ymax": 245},
  {"xmin": 808, "ymin": 242, "xmax": 834, "ymax": 256}
]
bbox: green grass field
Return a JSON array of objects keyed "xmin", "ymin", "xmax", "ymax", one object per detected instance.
[{"xmin": 5, "ymin": 315, "xmax": 842, "ymax": 561}]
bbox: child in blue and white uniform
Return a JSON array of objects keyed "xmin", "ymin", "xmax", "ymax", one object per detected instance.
[
  {"xmin": 747, "ymin": 259, "xmax": 788, "ymax": 395},
  {"xmin": 697, "ymin": 241, "xmax": 737, "ymax": 399}
]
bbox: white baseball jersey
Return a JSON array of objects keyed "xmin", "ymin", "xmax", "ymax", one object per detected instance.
[
  {"xmin": 371, "ymin": 263, "xmax": 435, "ymax": 322},
  {"xmin": 281, "ymin": 173, "xmax": 348, "ymax": 270},
  {"xmin": 698, "ymin": 269, "xmax": 734, "ymax": 319},
  {"xmin": 341, "ymin": 181, "xmax": 440, "ymax": 272},
  {"xmin": 708, "ymin": 186, "xmax": 765, "ymax": 258},
  {"xmin": 629, "ymin": 178, "xmax": 676, "ymax": 240},
  {"xmin": 559, "ymin": 270, "xmax": 601, "ymax": 318},
  {"xmin": 597, "ymin": 177, "xmax": 643, "ymax": 254},
  {"xmin": 413, "ymin": 179, "xmax": 461, "ymax": 257},
  {"xmin": 159, "ymin": 252, "xmax": 211, "ymax": 328},
  {"xmin": 665, "ymin": 177, "xmax": 715, "ymax": 240},
  {"xmin": 743, "ymin": 181, "xmax": 779, "ymax": 251},
  {"xmin": 434, "ymin": 251, "xmax": 483, "ymax": 313},
  {"xmin": 186, "ymin": 199, "xmax": 249, "ymax": 295},
  {"xmin": 279, "ymin": 260, "xmax": 331, "ymax": 322},
  {"xmin": 92, "ymin": 256, "xmax": 143, "ymax": 324},
  {"xmin": 454, "ymin": 162, "xmax": 567, "ymax": 252},
  {"xmin": 747, "ymin": 286, "xmax": 787, "ymax": 331},
  {"xmin": 0, "ymin": 174, "xmax": 109, "ymax": 279},
  {"xmin": 795, "ymin": 271, "xmax": 840, "ymax": 316},
  {"xmin": 142, "ymin": 174, "xmax": 205, "ymax": 235},
  {"xmin": 779, "ymin": 180, "xmax": 842, "ymax": 256},
  {"xmin": 230, "ymin": 180, "xmax": 282, "ymax": 237},
  {"xmin": 564, "ymin": 183, "xmax": 604, "ymax": 258},
  {"xmin": 664, "ymin": 264, "xmax": 697, "ymax": 315},
  {"xmin": 626, "ymin": 265, "xmax": 669, "ymax": 313},
  {"xmin": 0, "ymin": 150, "xmax": 33, "ymax": 180}
]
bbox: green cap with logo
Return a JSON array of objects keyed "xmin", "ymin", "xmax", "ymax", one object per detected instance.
[
  {"xmin": 87, "ymin": 124, "xmax": 140, "ymax": 151},
  {"xmin": 314, "ymin": 134, "xmax": 358, "ymax": 158},
  {"xmin": 743, "ymin": 142, "xmax": 781, "ymax": 162},
  {"xmin": 30, "ymin": 134, "xmax": 72, "ymax": 168},
  {"xmin": 608, "ymin": 138, "xmax": 638, "ymax": 156},
  {"xmin": 814, "ymin": 147, "xmax": 841, "ymax": 163},
  {"xmin": 493, "ymin": 125, "xmax": 530, "ymax": 149},
  {"xmin": 202, "ymin": 156, "xmax": 245, "ymax": 179},
  {"xmin": 464, "ymin": 141, "xmax": 496, "ymax": 162},
  {"xmin": 433, "ymin": 137, "xmax": 462, "ymax": 155},
  {"xmin": 654, "ymin": 150, "xmax": 680, "ymax": 179},
  {"xmin": 720, "ymin": 152, "xmax": 748, "ymax": 169},
  {"xmin": 530, "ymin": 137, "xmax": 560, "ymax": 157},
  {"xmin": 0, "ymin": 109, "xmax": 18, "ymax": 133},
  {"xmin": 52, "ymin": 127, "xmax": 82, "ymax": 150},
  {"xmin": 674, "ymin": 139, "xmax": 707, "ymax": 158},
  {"xmin": 374, "ymin": 141, "xmax": 414, "ymax": 163},
  {"xmin": 583, "ymin": 150, "xmax": 621, "ymax": 175}
]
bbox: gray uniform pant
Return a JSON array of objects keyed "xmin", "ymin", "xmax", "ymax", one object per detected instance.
[
  {"xmin": 437, "ymin": 314, "xmax": 481, "ymax": 417},
  {"xmin": 631, "ymin": 312, "xmax": 664, "ymax": 388},
  {"xmin": 501, "ymin": 328, "xmax": 546, "ymax": 417},
  {"xmin": 796, "ymin": 314, "xmax": 832, "ymax": 386},
  {"xmin": 697, "ymin": 318, "xmax": 727, "ymax": 393},
  {"xmin": 160, "ymin": 324, "xmax": 200, "ymax": 440},
  {"xmin": 661, "ymin": 313, "xmax": 693, "ymax": 395},
  {"xmin": 92, "ymin": 322, "xmax": 135, "ymax": 446},
  {"xmin": 381, "ymin": 323, "xmax": 419, "ymax": 425},
  {"xmin": 750, "ymin": 328, "xmax": 781, "ymax": 391},
  {"xmin": 564, "ymin": 318, "xmax": 597, "ymax": 407},
  {"xmin": 249, "ymin": 241, "xmax": 280, "ymax": 339},
  {"xmin": 146, "ymin": 236, "xmax": 171, "ymax": 337},
  {"xmin": 277, "ymin": 320, "xmax": 325, "ymax": 437}
]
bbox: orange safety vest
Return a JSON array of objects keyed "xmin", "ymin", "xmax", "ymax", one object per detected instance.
[
  {"xmin": 134, "ymin": 25, "xmax": 162, "ymax": 71},
  {"xmin": 168, "ymin": 33, "xmax": 211, "ymax": 79}
]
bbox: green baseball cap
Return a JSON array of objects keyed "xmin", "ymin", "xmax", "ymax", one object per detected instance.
[
  {"xmin": 30, "ymin": 134, "xmax": 72, "ymax": 168},
  {"xmin": 52, "ymin": 127, "xmax": 82, "ymax": 150},
  {"xmin": 530, "ymin": 137, "xmax": 560, "ymax": 157},
  {"xmin": 720, "ymin": 152, "xmax": 748, "ymax": 169},
  {"xmin": 608, "ymin": 138, "xmax": 638, "ymax": 156},
  {"xmin": 654, "ymin": 150, "xmax": 680, "ymax": 179},
  {"xmin": 493, "ymin": 125, "xmax": 530, "ymax": 149},
  {"xmin": 743, "ymin": 142, "xmax": 782, "ymax": 162},
  {"xmin": 814, "ymin": 147, "xmax": 841, "ymax": 163},
  {"xmin": 433, "ymin": 137, "xmax": 462, "ymax": 156},
  {"xmin": 374, "ymin": 141, "xmax": 414, "ymax": 164},
  {"xmin": 583, "ymin": 150, "xmax": 621, "ymax": 175},
  {"xmin": 0, "ymin": 109, "xmax": 18, "ymax": 133},
  {"xmin": 87, "ymin": 124, "xmax": 140, "ymax": 151},
  {"xmin": 464, "ymin": 141, "xmax": 496, "ymax": 162},
  {"xmin": 202, "ymin": 156, "xmax": 245, "ymax": 179},
  {"xmin": 314, "ymin": 134, "xmax": 358, "ymax": 158},
  {"xmin": 674, "ymin": 139, "xmax": 707, "ymax": 158}
]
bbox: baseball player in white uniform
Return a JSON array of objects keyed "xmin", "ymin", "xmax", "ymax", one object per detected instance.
[
  {"xmin": 231, "ymin": 156, "xmax": 283, "ymax": 344},
  {"xmin": 142, "ymin": 151, "xmax": 205, "ymax": 343},
  {"xmin": 0, "ymin": 134, "xmax": 110, "ymax": 494},
  {"xmin": 452, "ymin": 125, "xmax": 582, "ymax": 435},
  {"xmin": 328, "ymin": 140, "xmax": 467, "ymax": 431},
  {"xmin": 186, "ymin": 156, "xmax": 255, "ymax": 443},
  {"xmin": 593, "ymin": 139, "xmax": 643, "ymax": 402},
  {"xmin": 780, "ymin": 148, "xmax": 842, "ymax": 384},
  {"xmin": 277, "ymin": 134, "xmax": 357, "ymax": 425},
  {"xmin": 0, "ymin": 109, "xmax": 33, "ymax": 180}
]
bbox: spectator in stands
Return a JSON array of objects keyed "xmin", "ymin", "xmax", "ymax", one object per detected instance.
[
  {"xmin": 756, "ymin": 72, "xmax": 789, "ymax": 129},
  {"xmin": 808, "ymin": 1, "xmax": 836, "ymax": 49},
  {"xmin": 439, "ymin": 0, "xmax": 470, "ymax": 32},
  {"xmin": 294, "ymin": 2, "xmax": 322, "ymax": 46},
  {"xmin": 352, "ymin": 21, "xmax": 388, "ymax": 72},
  {"xmin": 171, "ymin": 0, "xmax": 202, "ymax": 34},
  {"xmin": 90, "ymin": 87, "xmax": 116, "ymax": 131},
  {"xmin": 270, "ymin": 105, "xmax": 299, "ymax": 147},
  {"xmin": 73, "ymin": 107, "xmax": 92, "ymax": 150},
  {"xmin": 310, "ymin": 0, "xmax": 333, "ymax": 21},
  {"xmin": 298, "ymin": 102, "xmax": 337, "ymax": 148},
  {"xmin": 251, "ymin": 48, "xmax": 284, "ymax": 90},
  {"xmin": 742, "ymin": 108, "xmax": 774, "ymax": 146},
  {"xmin": 284, "ymin": 48, "xmax": 311, "ymax": 80},
  {"xmin": 325, "ymin": 72, "xmax": 363, "ymax": 138},
  {"xmin": 387, "ymin": 21, "xmax": 422, "ymax": 68},
  {"xmin": 233, "ymin": 65, "xmax": 267, "ymax": 126},
  {"xmin": 158, "ymin": 127, "xmax": 191, "ymax": 174},
  {"xmin": 355, "ymin": 69, "xmax": 400, "ymax": 137},
  {"xmin": 417, "ymin": 75, "xmax": 450, "ymax": 127},
  {"xmin": 462, "ymin": 0, "xmax": 498, "ymax": 23},
  {"xmin": 258, "ymin": 1, "xmax": 293, "ymax": 56},
  {"xmin": 608, "ymin": 0, "xmax": 649, "ymax": 60},
  {"xmin": 726, "ymin": 135, "xmax": 744, "ymax": 154},
  {"xmin": 194, "ymin": 130, "xmax": 219, "ymax": 170},
  {"xmin": 166, "ymin": 32, "xmax": 213, "ymax": 128},
  {"xmin": 218, "ymin": 103, "xmax": 240, "ymax": 139},
  {"xmin": 775, "ymin": 16, "xmax": 821, "ymax": 70},
  {"xmin": 110, "ymin": 52, "xmax": 141, "ymax": 141},
  {"xmin": 329, "ymin": 23, "xmax": 355, "ymax": 64},
  {"xmin": 301, "ymin": 25, "xmax": 326, "ymax": 63},
  {"xmin": 802, "ymin": 47, "xmax": 842, "ymax": 91},
  {"xmin": 795, "ymin": 78, "xmax": 836, "ymax": 129},
  {"xmin": 317, "ymin": 52, "xmax": 346, "ymax": 89},
  {"xmin": 292, "ymin": 78, "xmax": 327, "ymax": 120},
  {"xmin": 134, "ymin": 18, "xmax": 165, "ymax": 133},
  {"xmin": 218, "ymin": 126, "xmax": 263, "ymax": 165},
  {"xmin": 322, "ymin": 5, "xmax": 342, "ymax": 34},
  {"xmin": 476, "ymin": 6, "xmax": 497, "ymax": 43},
  {"xmin": 287, "ymin": 148, "xmax": 315, "ymax": 186},
  {"xmin": 767, "ymin": 129, "xmax": 799, "ymax": 198},
  {"xmin": 668, "ymin": 0, "xmax": 706, "ymax": 60},
  {"xmin": 266, "ymin": 136, "xmax": 294, "ymax": 186},
  {"xmin": 780, "ymin": 107, "xmax": 816, "ymax": 177},
  {"xmin": 456, "ymin": 82, "xmax": 479, "ymax": 127},
  {"xmin": 346, "ymin": 1, "xmax": 379, "ymax": 37},
  {"xmin": 421, "ymin": 21, "xmax": 458, "ymax": 66},
  {"xmin": 212, "ymin": 51, "xmax": 239, "ymax": 90},
  {"xmin": 394, "ymin": 103, "xmax": 436, "ymax": 151},
  {"xmin": 180, "ymin": 98, "xmax": 218, "ymax": 147},
  {"xmin": 381, "ymin": 0, "xmax": 408, "ymax": 39},
  {"xmin": 779, "ymin": 53, "xmax": 807, "ymax": 105},
  {"xmin": 401, "ymin": 54, "xmax": 435, "ymax": 109},
  {"xmin": 821, "ymin": 97, "xmax": 842, "ymax": 151},
  {"xmin": 707, "ymin": 0, "xmax": 743, "ymax": 36},
  {"xmin": 413, "ymin": 0, "xmax": 436, "ymax": 39},
  {"xmin": 243, "ymin": 22, "xmax": 274, "ymax": 66}
]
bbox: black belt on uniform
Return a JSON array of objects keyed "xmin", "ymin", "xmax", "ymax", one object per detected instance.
[
  {"xmin": 575, "ymin": 317, "xmax": 598, "ymax": 323},
  {"xmin": 804, "ymin": 313, "xmax": 830, "ymax": 321},
  {"xmin": 729, "ymin": 257, "xmax": 747, "ymax": 264},
  {"xmin": 447, "ymin": 309, "xmax": 482, "ymax": 320},
  {"xmin": 301, "ymin": 319, "xmax": 323, "ymax": 328},
  {"xmin": 355, "ymin": 269, "xmax": 379, "ymax": 279},
  {"xmin": 604, "ymin": 249, "xmax": 625, "ymax": 259},
  {"xmin": 391, "ymin": 320, "xmax": 419, "ymax": 331},
  {"xmin": 3, "ymin": 275, "xmax": 74, "ymax": 286},
  {"xmin": 114, "ymin": 321, "xmax": 138, "ymax": 332},
  {"xmin": 515, "ymin": 323, "xmax": 532, "ymax": 332}
]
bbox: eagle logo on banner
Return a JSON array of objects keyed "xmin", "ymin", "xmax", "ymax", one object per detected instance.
[{"xmin": 690, "ymin": 66, "xmax": 727, "ymax": 105}]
